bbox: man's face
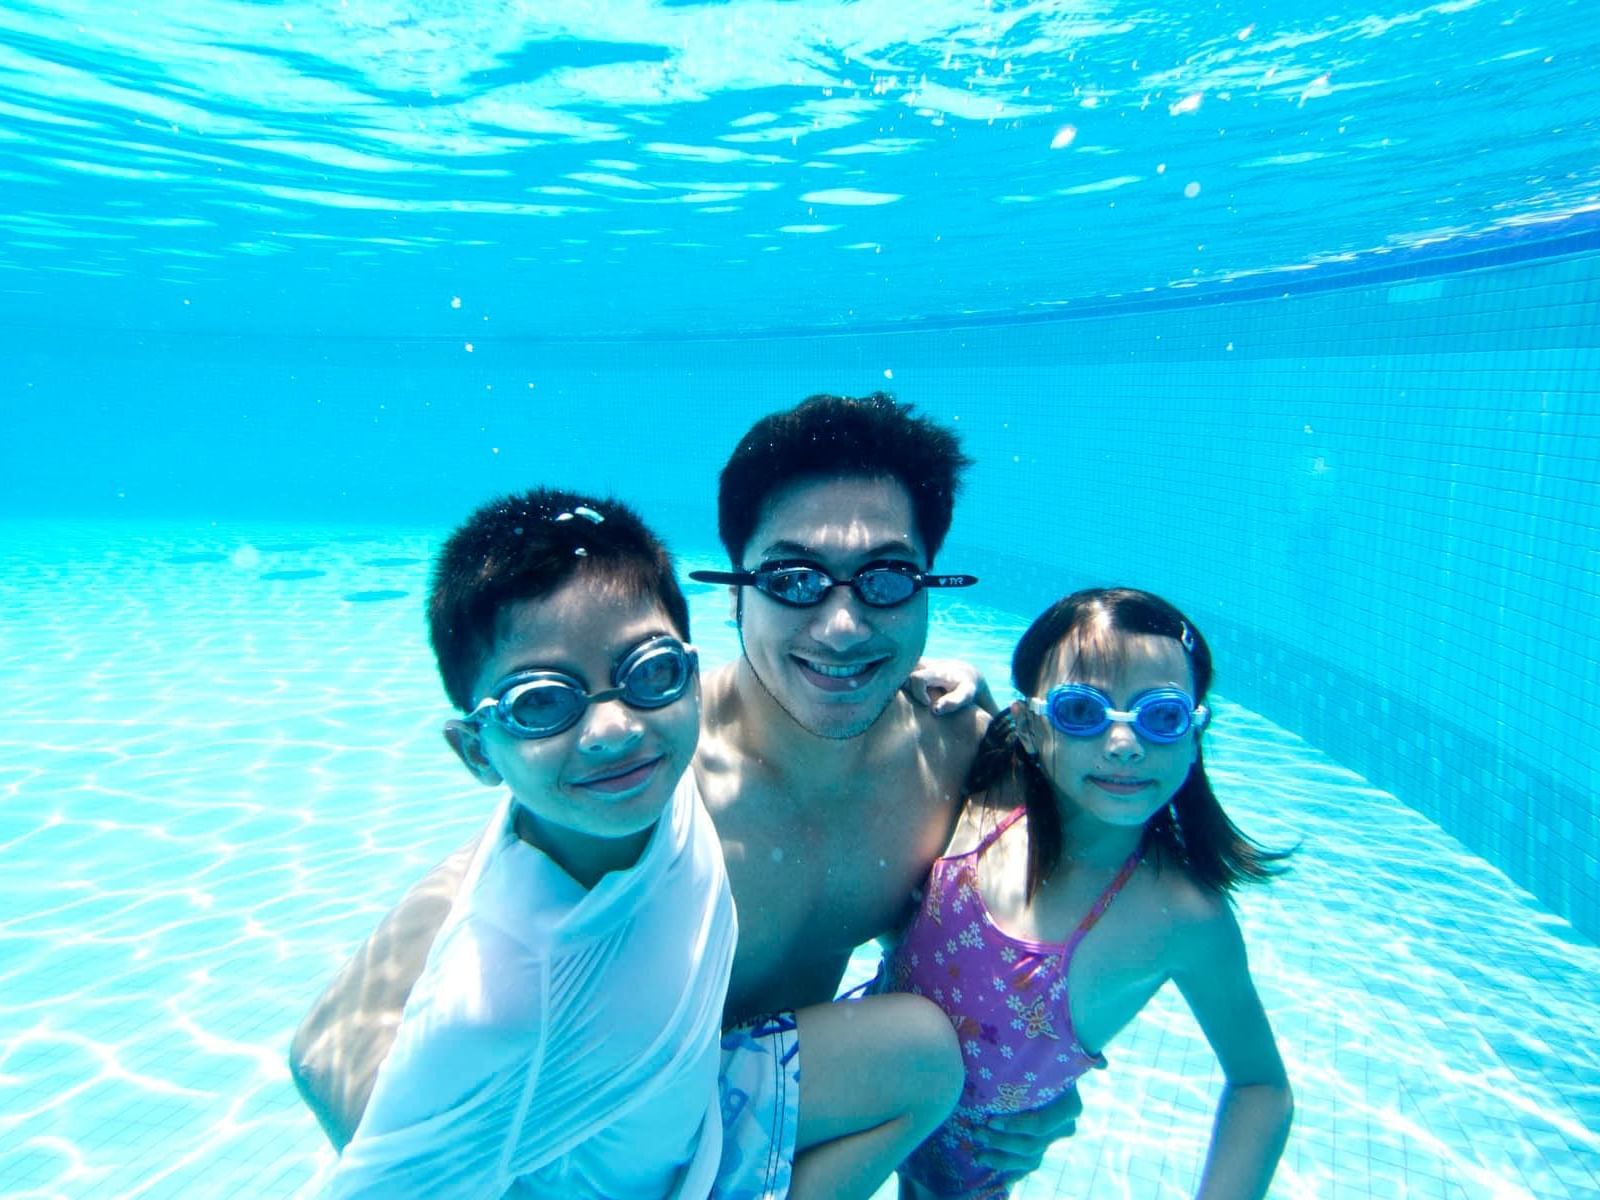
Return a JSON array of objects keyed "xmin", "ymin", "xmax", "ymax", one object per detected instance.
[{"xmin": 736, "ymin": 474, "xmax": 930, "ymax": 740}]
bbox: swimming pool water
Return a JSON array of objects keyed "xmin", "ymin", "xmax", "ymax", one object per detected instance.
[
  {"xmin": 2, "ymin": 0, "xmax": 1597, "ymax": 340},
  {"xmin": 2, "ymin": 0, "xmax": 1598, "ymax": 1192},
  {"xmin": 2, "ymin": 520, "xmax": 1595, "ymax": 1199}
]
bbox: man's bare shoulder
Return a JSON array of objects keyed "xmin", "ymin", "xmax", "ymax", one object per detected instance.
[
  {"xmin": 906, "ymin": 694, "xmax": 988, "ymax": 785},
  {"xmin": 693, "ymin": 663, "xmax": 749, "ymax": 811},
  {"xmin": 696, "ymin": 661, "xmax": 741, "ymax": 736}
]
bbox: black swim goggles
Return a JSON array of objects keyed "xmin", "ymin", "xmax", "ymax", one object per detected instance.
[
  {"xmin": 1030, "ymin": 684, "xmax": 1209, "ymax": 744},
  {"xmin": 468, "ymin": 635, "xmax": 698, "ymax": 739},
  {"xmin": 689, "ymin": 559, "xmax": 978, "ymax": 609}
]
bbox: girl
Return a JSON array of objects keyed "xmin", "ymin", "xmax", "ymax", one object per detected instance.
[{"xmin": 885, "ymin": 587, "xmax": 1293, "ymax": 1199}]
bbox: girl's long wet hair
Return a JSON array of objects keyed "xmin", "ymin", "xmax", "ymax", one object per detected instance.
[{"xmin": 967, "ymin": 587, "xmax": 1292, "ymax": 899}]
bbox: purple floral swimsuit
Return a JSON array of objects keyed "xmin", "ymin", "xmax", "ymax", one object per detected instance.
[{"xmin": 884, "ymin": 808, "xmax": 1144, "ymax": 1198}]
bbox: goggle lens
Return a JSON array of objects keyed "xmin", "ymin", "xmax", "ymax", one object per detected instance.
[
  {"xmin": 620, "ymin": 642, "xmax": 694, "ymax": 708},
  {"xmin": 853, "ymin": 568, "xmax": 920, "ymax": 607},
  {"xmin": 764, "ymin": 566, "xmax": 831, "ymax": 606},
  {"xmin": 507, "ymin": 681, "xmax": 587, "ymax": 734},
  {"xmin": 1138, "ymin": 697, "xmax": 1191, "ymax": 739},
  {"xmin": 1051, "ymin": 689, "xmax": 1113, "ymax": 735}
]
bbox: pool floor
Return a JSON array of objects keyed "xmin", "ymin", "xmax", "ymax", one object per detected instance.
[{"xmin": 1, "ymin": 521, "xmax": 1596, "ymax": 1198}]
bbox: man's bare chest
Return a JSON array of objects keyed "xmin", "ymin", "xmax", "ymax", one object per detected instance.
[{"xmin": 713, "ymin": 768, "xmax": 956, "ymax": 943}]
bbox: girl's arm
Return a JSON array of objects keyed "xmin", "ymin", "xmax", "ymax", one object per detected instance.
[{"xmin": 1171, "ymin": 900, "xmax": 1293, "ymax": 1200}]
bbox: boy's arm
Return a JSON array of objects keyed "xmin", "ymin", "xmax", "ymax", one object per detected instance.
[
  {"xmin": 290, "ymin": 841, "xmax": 476, "ymax": 1148},
  {"xmin": 1172, "ymin": 904, "xmax": 1293, "ymax": 1200}
]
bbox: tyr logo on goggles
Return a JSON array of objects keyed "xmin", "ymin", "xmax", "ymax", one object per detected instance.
[
  {"xmin": 1030, "ymin": 683, "xmax": 1209, "ymax": 744},
  {"xmin": 469, "ymin": 635, "xmax": 697, "ymax": 739},
  {"xmin": 688, "ymin": 559, "xmax": 978, "ymax": 609}
]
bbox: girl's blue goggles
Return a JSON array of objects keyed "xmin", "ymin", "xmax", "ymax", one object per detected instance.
[
  {"xmin": 1030, "ymin": 683, "xmax": 1209, "ymax": 744},
  {"xmin": 469, "ymin": 636, "xmax": 697, "ymax": 740}
]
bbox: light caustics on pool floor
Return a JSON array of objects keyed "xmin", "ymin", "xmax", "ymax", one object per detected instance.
[{"xmin": 0, "ymin": 522, "xmax": 1596, "ymax": 1199}]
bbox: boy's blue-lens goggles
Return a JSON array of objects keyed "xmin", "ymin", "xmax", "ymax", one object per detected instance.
[
  {"xmin": 689, "ymin": 559, "xmax": 977, "ymax": 609},
  {"xmin": 1029, "ymin": 683, "xmax": 1209, "ymax": 744},
  {"xmin": 469, "ymin": 636, "xmax": 697, "ymax": 739}
]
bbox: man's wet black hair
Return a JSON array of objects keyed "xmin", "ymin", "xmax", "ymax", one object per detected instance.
[
  {"xmin": 429, "ymin": 487, "xmax": 690, "ymax": 713},
  {"xmin": 717, "ymin": 393, "xmax": 973, "ymax": 567}
]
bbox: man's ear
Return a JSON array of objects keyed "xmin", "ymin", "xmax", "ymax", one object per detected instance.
[{"xmin": 444, "ymin": 720, "xmax": 502, "ymax": 786}]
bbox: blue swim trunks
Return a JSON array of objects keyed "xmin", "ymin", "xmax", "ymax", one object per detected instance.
[{"xmin": 712, "ymin": 1012, "xmax": 801, "ymax": 1200}]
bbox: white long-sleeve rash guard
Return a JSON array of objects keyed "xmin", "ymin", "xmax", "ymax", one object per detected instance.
[{"xmin": 326, "ymin": 770, "xmax": 737, "ymax": 1199}]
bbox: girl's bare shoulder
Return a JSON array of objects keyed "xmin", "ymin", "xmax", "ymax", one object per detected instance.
[
  {"xmin": 1132, "ymin": 856, "xmax": 1251, "ymax": 986},
  {"xmin": 1143, "ymin": 847, "xmax": 1236, "ymax": 932},
  {"xmin": 942, "ymin": 786, "xmax": 1021, "ymax": 857}
]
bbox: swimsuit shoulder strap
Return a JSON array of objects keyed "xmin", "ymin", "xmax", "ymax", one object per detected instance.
[
  {"xmin": 969, "ymin": 805, "xmax": 1027, "ymax": 857},
  {"xmin": 1063, "ymin": 843, "xmax": 1145, "ymax": 953}
]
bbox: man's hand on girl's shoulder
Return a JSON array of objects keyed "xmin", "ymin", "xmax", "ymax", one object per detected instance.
[{"xmin": 905, "ymin": 658, "xmax": 999, "ymax": 717}]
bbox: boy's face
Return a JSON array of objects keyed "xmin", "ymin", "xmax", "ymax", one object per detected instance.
[
  {"xmin": 445, "ymin": 577, "xmax": 700, "ymax": 885},
  {"xmin": 736, "ymin": 473, "xmax": 930, "ymax": 740}
]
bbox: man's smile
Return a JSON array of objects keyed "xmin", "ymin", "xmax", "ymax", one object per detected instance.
[{"xmin": 793, "ymin": 655, "xmax": 888, "ymax": 692}]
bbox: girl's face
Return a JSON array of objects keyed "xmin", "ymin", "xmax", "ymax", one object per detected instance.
[{"xmin": 1023, "ymin": 630, "xmax": 1201, "ymax": 829}]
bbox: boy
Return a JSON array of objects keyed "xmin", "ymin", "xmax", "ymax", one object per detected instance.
[{"xmin": 325, "ymin": 486, "xmax": 960, "ymax": 1198}]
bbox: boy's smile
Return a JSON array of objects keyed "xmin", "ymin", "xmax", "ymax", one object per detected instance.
[
  {"xmin": 570, "ymin": 755, "xmax": 666, "ymax": 795},
  {"xmin": 445, "ymin": 580, "xmax": 700, "ymax": 888}
]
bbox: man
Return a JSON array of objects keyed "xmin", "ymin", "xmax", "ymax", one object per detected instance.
[{"xmin": 291, "ymin": 394, "xmax": 1079, "ymax": 1185}]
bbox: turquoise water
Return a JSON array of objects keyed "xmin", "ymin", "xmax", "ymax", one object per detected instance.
[
  {"xmin": 3, "ymin": 1, "xmax": 1600, "ymax": 1197},
  {"xmin": 2, "ymin": 522, "xmax": 1597, "ymax": 1198},
  {"xmin": 1, "ymin": 0, "xmax": 1596, "ymax": 339}
]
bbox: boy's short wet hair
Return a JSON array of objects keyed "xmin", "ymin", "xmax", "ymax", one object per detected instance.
[
  {"xmin": 429, "ymin": 488, "xmax": 690, "ymax": 712},
  {"xmin": 716, "ymin": 393, "xmax": 972, "ymax": 567}
]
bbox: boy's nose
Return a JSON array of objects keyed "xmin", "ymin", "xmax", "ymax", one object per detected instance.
[{"xmin": 576, "ymin": 698, "xmax": 644, "ymax": 753}]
